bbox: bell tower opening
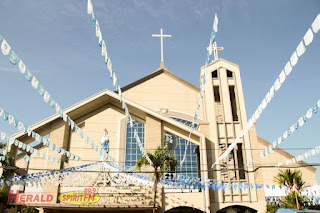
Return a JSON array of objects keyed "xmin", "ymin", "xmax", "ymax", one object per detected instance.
[{"xmin": 229, "ymin": 85, "xmax": 238, "ymax": 121}]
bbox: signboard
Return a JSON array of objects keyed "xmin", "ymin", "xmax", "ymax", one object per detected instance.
[
  {"xmin": 59, "ymin": 186, "xmax": 155, "ymax": 206},
  {"xmin": 8, "ymin": 190, "xmax": 54, "ymax": 204},
  {"xmin": 58, "ymin": 188, "xmax": 100, "ymax": 205}
]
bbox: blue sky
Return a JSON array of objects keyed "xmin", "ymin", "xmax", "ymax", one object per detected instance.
[{"xmin": 0, "ymin": 0, "xmax": 319, "ymax": 182}]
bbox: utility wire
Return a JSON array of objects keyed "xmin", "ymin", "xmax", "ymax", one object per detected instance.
[{"xmin": 2, "ymin": 163, "xmax": 319, "ymax": 174}]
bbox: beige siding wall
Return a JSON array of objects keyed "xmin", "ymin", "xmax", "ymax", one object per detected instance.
[
  {"xmin": 257, "ymin": 137, "xmax": 318, "ymax": 186},
  {"xmin": 67, "ymin": 104, "xmax": 125, "ymax": 167},
  {"xmin": 123, "ymin": 73, "xmax": 203, "ymax": 119},
  {"xmin": 145, "ymin": 114, "xmax": 162, "ymax": 151}
]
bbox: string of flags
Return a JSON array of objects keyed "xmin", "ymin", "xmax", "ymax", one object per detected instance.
[
  {"xmin": 93, "ymin": 162, "xmax": 153, "ymax": 187},
  {"xmin": 0, "ymin": 157, "xmax": 290, "ymax": 193},
  {"xmin": 0, "ymin": 162, "xmax": 96, "ymax": 187},
  {"xmin": 0, "ymin": 161, "xmax": 154, "ymax": 188},
  {"xmin": 180, "ymin": 13, "xmax": 219, "ymax": 166},
  {"xmin": 266, "ymin": 195, "xmax": 320, "ymax": 206},
  {"xmin": 0, "ymin": 106, "xmax": 81, "ymax": 161},
  {"xmin": 161, "ymin": 173, "xmax": 295, "ymax": 192},
  {"xmin": 0, "ymin": 148, "xmax": 7, "ymax": 161},
  {"xmin": 0, "ymin": 130, "xmax": 60, "ymax": 163},
  {"xmin": 276, "ymin": 144, "xmax": 320, "ymax": 167},
  {"xmin": 0, "ymin": 34, "xmax": 108, "ymax": 161},
  {"xmin": 246, "ymin": 99, "xmax": 320, "ymax": 166},
  {"xmin": 212, "ymin": 13, "xmax": 320, "ymax": 168},
  {"xmin": 87, "ymin": 0, "xmax": 153, "ymax": 166}
]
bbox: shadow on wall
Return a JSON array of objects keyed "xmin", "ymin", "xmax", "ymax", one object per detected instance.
[
  {"xmin": 217, "ymin": 205, "xmax": 258, "ymax": 213},
  {"xmin": 165, "ymin": 206, "xmax": 204, "ymax": 213}
]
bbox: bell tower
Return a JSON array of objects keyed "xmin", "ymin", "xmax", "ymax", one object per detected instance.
[
  {"xmin": 202, "ymin": 59, "xmax": 248, "ymax": 179},
  {"xmin": 200, "ymin": 58, "xmax": 265, "ymax": 207}
]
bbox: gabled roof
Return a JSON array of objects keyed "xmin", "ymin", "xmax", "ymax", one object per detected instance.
[
  {"xmin": 12, "ymin": 88, "xmax": 203, "ymax": 145},
  {"xmin": 257, "ymin": 136, "xmax": 317, "ymax": 173},
  {"xmin": 121, "ymin": 67, "xmax": 200, "ymax": 93}
]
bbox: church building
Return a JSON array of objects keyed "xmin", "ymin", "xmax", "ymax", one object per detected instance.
[{"xmin": 7, "ymin": 53, "xmax": 318, "ymax": 212}]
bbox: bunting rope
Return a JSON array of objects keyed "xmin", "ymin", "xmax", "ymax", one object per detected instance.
[
  {"xmin": 0, "ymin": 158, "xmax": 312, "ymax": 194},
  {"xmin": 0, "ymin": 162, "xmax": 97, "ymax": 187},
  {"xmin": 246, "ymin": 99, "xmax": 320, "ymax": 166},
  {"xmin": 276, "ymin": 144, "xmax": 320, "ymax": 167},
  {"xmin": 87, "ymin": 0, "xmax": 153, "ymax": 166},
  {"xmin": 0, "ymin": 148, "xmax": 8, "ymax": 161},
  {"xmin": 180, "ymin": 13, "xmax": 219, "ymax": 165},
  {"xmin": 0, "ymin": 130, "xmax": 60, "ymax": 163},
  {"xmin": 0, "ymin": 161, "xmax": 154, "ymax": 188},
  {"xmin": 0, "ymin": 106, "xmax": 81, "ymax": 161},
  {"xmin": 212, "ymin": 13, "xmax": 320, "ymax": 168},
  {"xmin": 0, "ymin": 158, "xmax": 273, "ymax": 193},
  {"xmin": 0, "ymin": 34, "xmax": 109, "ymax": 161}
]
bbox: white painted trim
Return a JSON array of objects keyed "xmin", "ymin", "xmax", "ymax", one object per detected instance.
[
  {"xmin": 167, "ymin": 109, "xmax": 204, "ymax": 121},
  {"xmin": 117, "ymin": 116, "xmax": 126, "ymax": 162},
  {"xmin": 201, "ymin": 135, "xmax": 210, "ymax": 213},
  {"xmin": 11, "ymin": 89, "xmax": 203, "ymax": 140}
]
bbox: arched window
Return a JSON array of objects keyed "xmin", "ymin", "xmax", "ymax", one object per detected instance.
[
  {"xmin": 164, "ymin": 131, "xmax": 198, "ymax": 178},
  {"xmin": 170, "ymin": 117, "xmax": 198, "ymax": 129},
  {"xmin": 125, "ymin": 121, "xmax": 145, "ymax": 167}
]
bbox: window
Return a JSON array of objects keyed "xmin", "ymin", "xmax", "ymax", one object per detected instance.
[
  {"xmin": 213, "ymin": 86, "xmax": 221, "ymax": 104},
  {"xmin": 237, "ymin": 144, "xmax": 246, "ymax": 180},
  {"xmin": 212, "ymin": 70, "xmax": 218, "ymax": 78},
  {"xmin": 164, "ymin": 131, "xmax": 198, "ymax": 178},
  {"xmin": 229, "ymin": 86, "xmax": 238, "ymax": 121},
  {"xmin": 227, "ymin": 70, "xmax": 233, "ymax": 78},
  {"xmin": 171, "ymin": 117, "xmax": 198, "ymax": 129},
  {"xmin": 125, "ymin": 121, "xmax": 145, "ymax": 167}
]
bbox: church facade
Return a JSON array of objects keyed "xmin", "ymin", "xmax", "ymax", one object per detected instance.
[{"xmin": 9, "ymin": 58, "xmax": 317, "ymax": 213}]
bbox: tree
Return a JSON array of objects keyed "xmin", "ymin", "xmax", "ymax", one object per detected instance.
[
  {"xmin": 266, "ymin": 203, "xmax": 280, "ymax": 213},
  {"xmin": 0, "ymin": 142, "xmax": 15, "ymax": 210},
  {"xmin": 274, "ymin": 169, "xmax": 295, "ymax": 193},
  {"xmin": 280, "ymin": 191, "xmax": 309, "ymax": 209},
  {"xmin": 0, "ymin": 143, "xmax": 15, "ymax": 180},
  {"xmin": 136, "ymin": 146, "xmax": 177, "ymax": 213},
  {"xmin": 274, "ymin": 169, "xmax": 306, "ymax": 209}
]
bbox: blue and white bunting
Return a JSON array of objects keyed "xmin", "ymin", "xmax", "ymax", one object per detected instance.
[
  {"xmin": 213, "ymin": 13, "xmax": 320, "ymax": 168},
  {"xmin": 181, "ymin": 13, "xmax": 219, "ymax": 165},
  {"xmin": 86, "ymin": 0, "xmax": 153, "ymax": 166},
  {"xmin": 0, "ymin": 34, "xmax": 103, "ymax": 160},
  {"xmin": 276, "ymin": 145, "xmax": 320, "ymax": 167},
  {"xmin": 0, "ymin": 106, "xmax": 81, "ymax": 161},
  {"xmin": 246, "ymin": 99, "xmax": 320, "ymax": 167}
]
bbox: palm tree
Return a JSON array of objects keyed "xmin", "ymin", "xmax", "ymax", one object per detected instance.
[
  {"xmin": 280, "ymin": 191, "xmax": 307, "ymax": 209},
  {"xmin": 136, "ymin": 146, "xmax": 177, "ymax": 213},
  {"xmin": 274, "ymin": 169, "xmax": 295, "ymax": 193},
  {"xmin": 274, "ymin": 169, "xmax": 306, "ymax": 209}
]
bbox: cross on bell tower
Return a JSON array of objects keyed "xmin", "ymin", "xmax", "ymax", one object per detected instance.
[
  {"xmin": 207, "ymin": 41, "xmax": 224, "ymax": 61},
  {"xmin": 152, "ymin": 28, "xmax": 172, "ymax": 69}
]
